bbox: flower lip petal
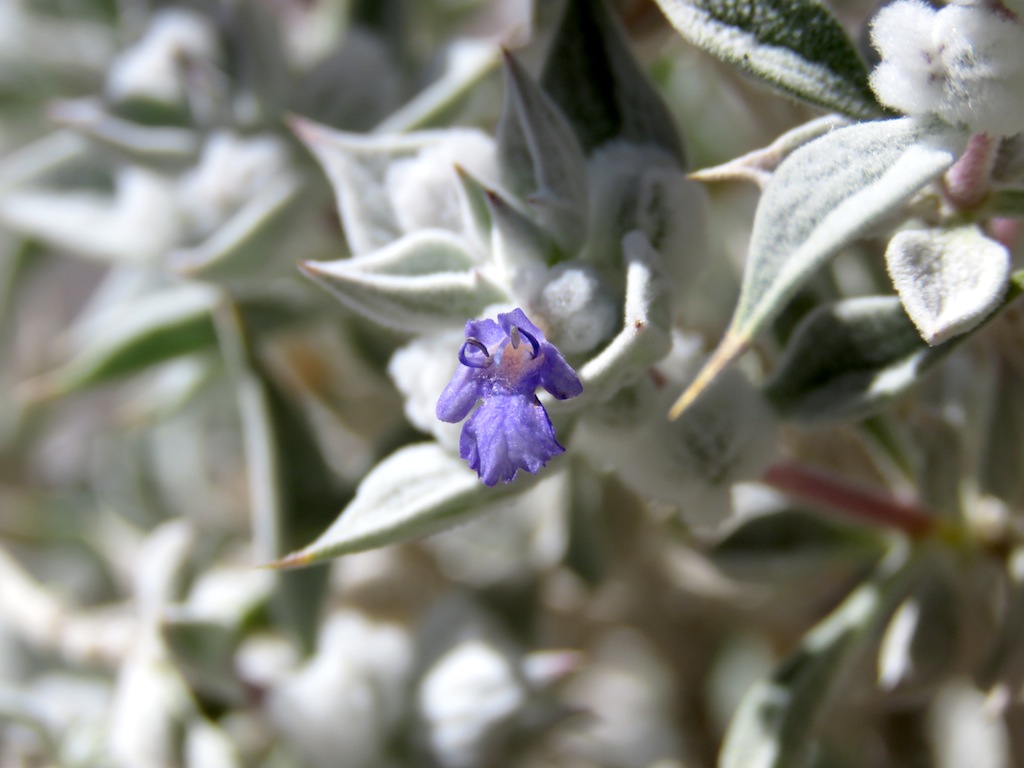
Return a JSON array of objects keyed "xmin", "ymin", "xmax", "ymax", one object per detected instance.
[
  {"xmin": 461, "ymin": 394, "xmax": 564, "ymax": 485},
  {"xmin": 540, "ymin": 353, "xmax": 584, "ymax": 400},
  {"xmin": 436, "ymin": 366, "xmax": 483, "ymax": 422}
]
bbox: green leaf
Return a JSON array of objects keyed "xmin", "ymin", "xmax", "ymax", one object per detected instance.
[
  {"xmin": 0, "ymin": 131, "xmax": 89, "ymax": 194},
  {"xmin": 670, "ymin": 117, "xmax": 967, "ymax": 419},
  {"xmin": 49, "ymin": 99, "xmax": 199, "ymax": 171},
  {"xmin": 764, "ymin": 296, "xmax": 947, "ymax": 422},
  {"xmin": 118, "ymin": 355, "xmax": 220, "ymax": 425},
  {"xmin": 171, "ymin": 175, "xmax": 306, "ymax": 281},
  {"xmin": 262, "ymin": 371, "xmax": 349, "ymax": 654},
  {"xmin": 271, "ymin": 443, "xmax": 531, "ymax": 567},
  {"xmin": 301, "ymin": 230, "xmax": 509, "ymax": 331},
  {"xmin": 292, "ymin": 118, "xmax": 501, "ymax": 256},
  {"xmin": 721, "ymin": 553, "xmax": 910, "ymax": 768},
  {"xmin": 486, "ymin": 188, "xmax": 562, "ymax": 276},
  {"xmin": 108, "ymin": 96, "xmax": 193, "ymax": 129},
  {"xmin": 877, "ymin": 564, "xmax": 958, "ymax": 693},
  {"xmin": 977, "ymin": 549, "xmax": 1024, "ymax": 691},
  {"xmin": 161, "ymin": 617, "xmax": 246, "ymax": 704},
  {"xmin": 496, "ymin": 52, "xmax": 588, "ymax": 252},
  {"xmin": 986, "ymin": 188, "xmax": 1024, "ymax": 218},
  {"xmin": 375, "ymin": 41, "xmax": 501, "ymax": 134},
  {"xmin": 911, "ymin": 415, "xmax": 965, "ymax": 520},
  {"xmin": 765, "ymin": 277, "xmax": 1024, "ymax": 422},
  {"xmin": 541, "ymin": 0, "xmax": 685, "ymax": 162},
  {"xmin": 564, "ymin": 460, "xmax": 611, "ymax": 586},
  {"xmin": 454, "ymin": 164, "xmax": 492, "ymax": 241},
  {"xmin": 654, "ymin": 0, "xmax": 883, "ymax": 119},
  {"xmin": 215, "ymin": 304, "xmax": 345, "ymax": 653},
  {"xmin": 28, "ymin": 286, "xmax": 302, "ymax": 400},
  {"xmin": 712, "ymin": 509, "xmax": 885, "ymax": 578},
  {"xmin": 290, "ymin": 118, "xmax": 425, "ymax": 254},
  {"xmin": 31, "ymin": 0, "xmax": 118, "ymax": 22},
  {"xmin": 0, "ymin": 169, "xmax": 182, "ymax": 264},
  {"xmin": 980, "ymin": 362, "xmax": 1024, "ymax": 508},
  {"xmin": 223, "ymin": 0, "xmax": 290, "ymax": 129},
  {"xmin": 28, "ymin": 285, "xmax": 221, "ymax": 401},
  {"xmin": 689, "ymin": 114, "xmax": 849, "ymax": 186},
  {"xmin": 0, "ymin": 239, "xmax": 39, "ymax": 346}
]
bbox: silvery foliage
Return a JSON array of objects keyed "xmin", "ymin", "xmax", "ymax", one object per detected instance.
[
  {"xmin": 655, "ymin": 0, "xmax": 1024, "ymax": 762},
  {"xmin": 3, "ymin": 0, "xmax": 1024, "ymax": 766}
]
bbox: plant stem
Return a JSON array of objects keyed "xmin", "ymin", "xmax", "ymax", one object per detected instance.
[
  {"xmin": 990, "ymin": 217, "xmax": 1022, "ymax": 251},
  {"xmin": 944, "ymin": 133, "xmax": 997, "ymax": 211},
  {"xmin": 763, "ymin": 463, "xmax": 937, "ymax": 539}
]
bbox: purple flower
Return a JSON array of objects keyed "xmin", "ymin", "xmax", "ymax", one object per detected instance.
[{"xmin": 436, "ymin": 308, "xmax": 583, "ymax": 486}]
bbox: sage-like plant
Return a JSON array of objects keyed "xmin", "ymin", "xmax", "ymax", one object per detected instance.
[{"xmin": 2, "ymin": 0, "xmax": 1024, "ymax": 766}]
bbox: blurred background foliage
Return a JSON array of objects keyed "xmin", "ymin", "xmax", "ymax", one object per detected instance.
[{"xmin": 0, "ymin": 1, "xmax": 1020, "ymax": 767}]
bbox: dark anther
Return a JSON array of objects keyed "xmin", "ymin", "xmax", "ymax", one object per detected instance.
[
  {"xmin": 513, "ymin": 326, "xmax": 540, "ymax": 359},
  {"xmin": 458, "ymin": 338, "xmax": 492, "ymax": 368}
]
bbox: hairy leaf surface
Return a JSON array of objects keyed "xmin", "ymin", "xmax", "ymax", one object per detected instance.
[
  {"xmin": 671, "ymin": 117, "xmax": 966, "ymax": 418},
  {"xmin": 272, "ymin": 443, "xmax": 530, "ymax": 566},
  {"xmin": 302, "ymin": 231, "xmax": 508, "ymax": 331},
  {"xmin": 655, "ymin": 0, "xmax": 882, "ymax": 118}
]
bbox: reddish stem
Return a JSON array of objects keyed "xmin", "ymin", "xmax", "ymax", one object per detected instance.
[
  {"xmin": 763, "ymin": 463, "xmax": 937, "ymax": 539},
  {"xmin": 944, "ymin": 133, "xmax": 997, "ymax": 211},
  {"xmin": 990, "ymin": 217, "xmax": 1022, "ymax": 251}
]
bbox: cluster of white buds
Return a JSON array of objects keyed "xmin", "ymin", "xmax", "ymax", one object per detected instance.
[{"xmin": 870, "ymin": 0, "xmax": 1024, "ymax": 136}]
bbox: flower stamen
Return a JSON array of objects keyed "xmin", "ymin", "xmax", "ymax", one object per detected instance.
[
  {"xmin": 458, "ymin": 338, "xmax": 492, "ymax": 368},
  {"xmin": 514, "ymin": 326, "xmax": 540, "ymax": 359}
]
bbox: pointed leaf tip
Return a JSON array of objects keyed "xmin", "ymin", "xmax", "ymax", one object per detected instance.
[
  {"xmin": 264, "ymin": 550, "xmax": 315, "ymax": 570},
  {"xmin": 496, "ymin": 50, "xmax": 588, "ymax": 251},
  {"xmin": 722, "ymin": 117, "xmax": 966, "ymax": 361},
  {"xmin": 297, "ymin": 259, "xmax": 322, "ymax": 278},
  {"xmin": 285, "ymin": 114, "xmax": 321, "ymax": 145},
  {"xmin": 668, "ymin": 333, "xmax": 748, "ymax": 420},
  {"xmin": 272, "ymin": 443, "xmax": 526, "ymax": 564},
  {"xmin": 299, "ymin": 232, "xmax": 507, "ymax": 330},
  {"xmin": 542, "ymin": 0, "xmax": 685, "ymax": 160},
  {"xmin": 16, "ymin": 376, "xmax": 60, "ymax": 407}
]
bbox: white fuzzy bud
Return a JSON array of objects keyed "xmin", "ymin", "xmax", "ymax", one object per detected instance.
[
  {"xmin": 870, "ymin": 1, "xmax": 1024, "ymax": 136},
  {"xmin": 107, "ymin": 9, "xmax": 219, "ymax": 106},
  {"xmin": 577, "ymin": 336, "xmax": 779, "ymax": 530},
  {"xmin": 418, "ymin": 640, "xmax": 526, "ymax": 768},
  {"xmin": 388, "ymin": 331, "xmax": 467, "ymax": 451},
  {"xmin": 176, "ymin": 132, "xmax": 293, "ymax": 240},
  {"xmin": 535, "ymin": 262, "xmax": 618, "ymax": 353},
  {"xmin": 561, "ymin": 630, "xmax": 682, "ymax": 766},
  {"xmin": 267, "ymin": 612, "xmax": 413, "ymax": 768},
  {"xmin": 385, "ymin": 130, "xmax": 500, "ymax": 236}
]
